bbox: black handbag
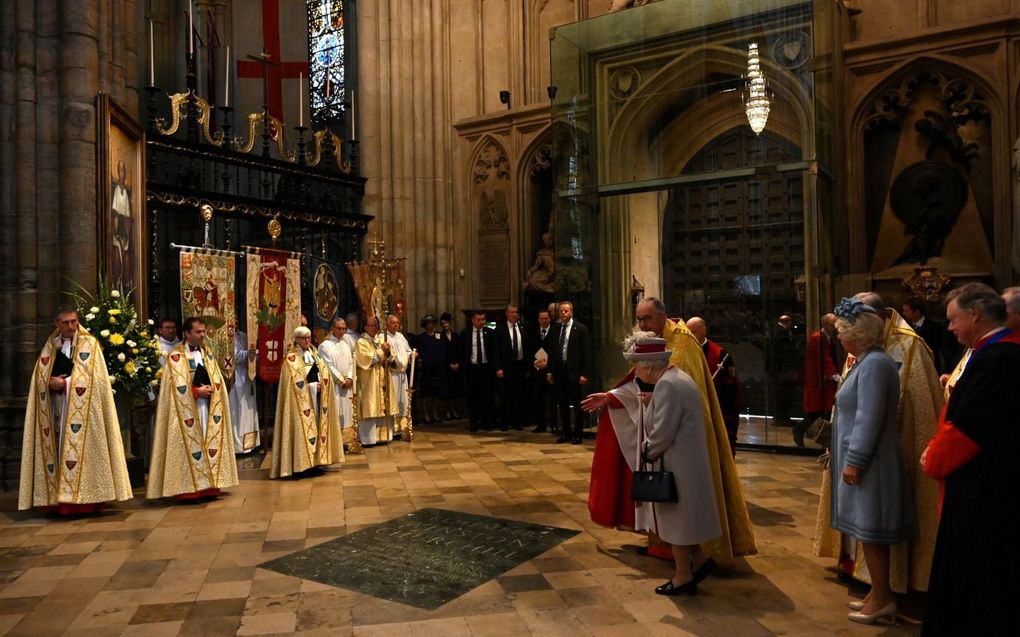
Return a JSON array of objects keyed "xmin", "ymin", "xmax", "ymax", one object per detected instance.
[{"xmin": 631, "ymin": 452, "xmax": 678, "ymax": 503}]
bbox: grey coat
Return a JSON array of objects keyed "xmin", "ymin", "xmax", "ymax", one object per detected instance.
[
  {"xmin": 643, "ymin": 368, "xmax": 722, "ymax": 546},
  {"xmin": 830, "ymin": 348, "xmax": 916, "ymax": 544}
]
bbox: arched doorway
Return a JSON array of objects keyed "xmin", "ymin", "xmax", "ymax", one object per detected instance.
[{"xmin": 663, "ymin": 126, "xmax": 807, "ymax": 447}]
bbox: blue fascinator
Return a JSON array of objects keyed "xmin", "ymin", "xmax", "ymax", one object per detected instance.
[{"xmin": 834, "ymin": 297, "xmax": 878, "ymax": 322}]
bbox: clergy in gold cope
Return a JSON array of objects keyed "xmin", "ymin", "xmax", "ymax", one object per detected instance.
[
  {"xmin": 270, "ymin": 326, "xmax": 343, "ymax": 478},
  {"xmin": 20, "ymin": 306, "xmax": 132, "ymax": 513},
  {"xmin": 355, "ymin": 316, "xmax": 399, "ymax": 447},
  {"xmin": 588, "ymin": 297, "xmax": 757, "ymax": 568},
  {"xmin": 147, "ymin": 317, "xmax": 238, "ymax": 500}
]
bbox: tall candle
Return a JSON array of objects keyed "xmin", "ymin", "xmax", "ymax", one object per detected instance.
[
  {"xmin": 148, "ymin": 21, "xmax": 154, "ymax": 85},
  {"xmin": 224, "ymin": 46, "xmax": 230, "ymax": 107},
  {"xmin": 298, "ymin": 73, "xmax": 304, "ymax": 127},
  {"xmin": 350, "ymin": 88, "xmax": 356, "ymax": 141},
  {"xmin": 188, "ymin": 0, "xmax": 194, "ymax": 55}
]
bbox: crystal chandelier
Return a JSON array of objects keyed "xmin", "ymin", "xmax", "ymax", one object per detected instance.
[{"xmin": 743, "ymin": 42, "xmax": 770, "ymax": 135}]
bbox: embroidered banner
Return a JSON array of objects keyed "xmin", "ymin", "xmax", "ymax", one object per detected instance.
[
  {"xmin": 179, "ymin": 249, "xmax": 236, "ymax": 380},
  {"xmin": 246, "ymin": 248, "xmax": 301, "ymax": 383},
  {"xmin": 310, "ymin": 256, "xmax": 343, "ymax": 342},
  {"xmin": 345, "ymin": 258, "xmax": 407, "ymax": 322}
]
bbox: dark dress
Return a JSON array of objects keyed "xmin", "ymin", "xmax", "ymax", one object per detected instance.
[
  {"xmin": 416, "ymin": 330, "xmax": 447, "ymax": 398},
  {"xmin": 442, "ymin": 330, "xmax": 465, "ymax": 398}
]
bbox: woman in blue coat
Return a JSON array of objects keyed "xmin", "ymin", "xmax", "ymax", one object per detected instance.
[{"xmin": 830, "ymin": 297, "xmax": 916, "ymax": 625}]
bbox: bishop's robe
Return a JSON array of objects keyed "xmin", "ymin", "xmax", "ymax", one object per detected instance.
[
  {"xmin": 20, "ymin": 328, "xmax": 132, "ymax": 511},
  {"xmin": 270, "ymin": 345, "xmax": 343, "ymax": 478},
  {"xmin": 813, "ymin": 309, "xmax": 942, "ymax": 592},
  {"xmin": 147, "ymin": 343, "xmax": 238, "ymax": 499},
  {"xmin": 356, "ymin": 333, "xmax": 397, "ymax": 445},
  {"xmin": 589, "ymin": 319, "xmax": 757, "ymax": 566}
]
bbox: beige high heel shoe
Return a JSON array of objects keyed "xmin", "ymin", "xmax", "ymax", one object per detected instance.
[
  {"xmin": 848, "ymin": 601, "xmax": 897, "ymax": 624},
  {"xmin": 848, "ymin": 600, "xmax": 865, "ymax": 611}
]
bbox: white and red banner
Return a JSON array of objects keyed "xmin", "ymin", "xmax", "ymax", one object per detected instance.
[{"xmin": 246, "ymin": 248, "xmax": 301, "ymax": 383}]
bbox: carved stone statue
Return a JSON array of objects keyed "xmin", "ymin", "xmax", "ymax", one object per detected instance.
[{"xmin": 524, "ymin": 233, "xmax": 556, "ymax": 294}]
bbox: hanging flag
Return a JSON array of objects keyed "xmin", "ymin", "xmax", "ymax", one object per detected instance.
[
  {"xmin": 310, "ymin": 256, "xmax": 343, "ymax": 342},
  {"xmin": 246, "ymin": 247, "xmax": 301, "ymax": 383},
  {"xmin": 179, "ymin": 248, "xmax": 237, "ymax": 381}
]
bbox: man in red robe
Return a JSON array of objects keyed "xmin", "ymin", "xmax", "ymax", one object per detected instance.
[
  {"xmin": 798, "ymin": 312, "xmax": 840, "ymax": 447},
  {"xmin": 686, "ymin": 317, "xmax": 742, "ymax": 454},
  {"xmin": 921, "ymin": 283, "xmax": 1020, "ymax": 635}
]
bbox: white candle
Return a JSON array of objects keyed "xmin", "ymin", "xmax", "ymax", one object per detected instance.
[
  {"xmin": 224, "ymin": 45, "xmax": 230, "ymax": 107},
  {"xmin": 148, "ymin": 20, "xmax": 154, "ymax": 85},
  {"xmin": 298, "ymin": 72, "xmax": 304, "ymax": 126},
  {"xmin": 188, "ymin": 0, "xmax": 194, "ymax": 55}
]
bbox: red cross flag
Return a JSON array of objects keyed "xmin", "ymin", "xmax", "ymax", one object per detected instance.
[{"xmin": 232, "ymin": 0, "xmax": 310, "ymax": 124}]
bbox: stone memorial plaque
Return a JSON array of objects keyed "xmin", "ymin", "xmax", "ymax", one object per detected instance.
[
  {"xmin": 478, "ymin": 229, "xmax": 510, "ymax": 306},
  {"xmin": 259, "ymin": 507, "xmax": 578, "ymax": 609}
]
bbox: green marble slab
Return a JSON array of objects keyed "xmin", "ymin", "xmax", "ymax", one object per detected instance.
[{"xmin": 259, "ymin": 507, "xmax": 579, "ymax": 609}]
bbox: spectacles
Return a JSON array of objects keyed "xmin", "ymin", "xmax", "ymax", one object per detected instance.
[{"xmin": 636, "ymin": 314, "xmax": 654, "ymax": 323}]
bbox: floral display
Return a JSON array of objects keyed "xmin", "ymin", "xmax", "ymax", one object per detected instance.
[{"xmin": 73, "ymin": 280, "xmax": 162, "ymax": 400}]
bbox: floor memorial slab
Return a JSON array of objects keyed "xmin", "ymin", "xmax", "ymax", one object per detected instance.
[{"xmin": 259, "ymin": 507, "xmax": 580, "ymax": 609}]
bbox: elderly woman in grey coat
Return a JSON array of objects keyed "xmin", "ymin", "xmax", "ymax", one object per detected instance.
[
  {"xmin": 583, "ymin": 333, "xmax": 721, "ymax": 596},
  {"xmin": 831, "ymin": 298, "xmax": 916, "ymax": 625}
]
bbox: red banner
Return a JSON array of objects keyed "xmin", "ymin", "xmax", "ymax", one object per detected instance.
[{"xmin": 246, "ymin": 249, "xmax": 299, "ymax": 383}]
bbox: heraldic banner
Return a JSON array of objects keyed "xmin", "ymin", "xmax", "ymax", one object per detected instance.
[
  {"xmin": 179, "ymin": 248, "xmax": 237, "ymax": 380},
  {"xmin": 346, "ymin": 258, "xmax": 407, "ymax": 321},
  {"xmin": 310, "ymin": 256, "xmax": 343, "ymax": 342},
  {"xmin": 246, "ymin": 248, "xmax": 301, "ymax": 383}
]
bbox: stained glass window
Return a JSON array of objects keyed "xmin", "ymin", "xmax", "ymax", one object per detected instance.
[{"xmin": 307, "ymin": 0, "xmax": 346, "ymax": 124}]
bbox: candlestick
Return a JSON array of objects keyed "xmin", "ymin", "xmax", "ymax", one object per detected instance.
[
  {"xmin": 350, "ymin": 88, "xmax": 356, "ymax": 141},
  {"xmin": 298, "ymin": 72, "xmax": 304, "ymax": 127},
  {"xmin": 149, "ymin": 21, "xmax": 155, "ymax": 85},
  {"xmin": 188, "ymin": 0, "xmax": 194, "ymax": 56},
  {"xmin": 224, "ymin": 45, "xmax": 230, "ymax": 107}
]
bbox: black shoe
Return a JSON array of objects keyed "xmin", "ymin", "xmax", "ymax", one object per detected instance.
[
  {"xmin": 556, "ymin": 436, "xmax": 571, "ymax": 444},
  {"xmin": 655, "ymin": 579, "xmax": 697, "ymax": 596},
  {"xmin": 692, "ymin": 558, "xmax": 717, "ymax": 584},
  {"xmin": 571, "ymin": 437, "xmax": 582, "ymax": 445},
  {"xmin": 793, "ymin": 431, "xmax": 805, "ymax": 447},
  {"xmin": 533, "ymin": 426, "xmax": 547, "ymax": 433},
  {"xmin": 636, "ymin": 546, "xmax": 649, "ymax": 556},
  {"xmin": 511, "ymin": 424, "xmax": 523, "ymax": 431},
  {"xmin": 499, "ymin": 425, "xmax": 509, "ymax": 431}
]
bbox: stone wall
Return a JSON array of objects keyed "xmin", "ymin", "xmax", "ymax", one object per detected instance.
[{"xmin": 0, "ymin": 0, "xmax": 141, "ymax": 488}]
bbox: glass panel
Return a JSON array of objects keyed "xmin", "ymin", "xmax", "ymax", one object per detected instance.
[
  {"xmin": 307, "ymin": 0, "xmax": 347, "ymax": 124},
  {"xmin": 549, "ymin": 0, "xmax": 838, "ymax": 451}
]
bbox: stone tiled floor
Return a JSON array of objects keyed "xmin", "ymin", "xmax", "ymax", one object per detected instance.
[{"xmin": 0, "ymin": 423, "xmax": 922, "ymax": 636}]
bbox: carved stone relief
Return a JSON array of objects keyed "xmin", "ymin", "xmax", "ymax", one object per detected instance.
[
  {"xmin": 474, "ymin": 140, "xmax": 511, "ymax": 230},
  {"xmin": 473, "ymin": 139, "xmax": 512, "ymax": 305},
  {"xmin": 864, "ymin": 68, "xmax": 995, "ymax": 276}
]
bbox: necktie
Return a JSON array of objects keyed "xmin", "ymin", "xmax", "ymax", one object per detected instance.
[
  {"xmin": 541, "ymin": 328, "xmax": 547, "ymax": 339},
  {"xmin": 512, "ymin": 324, "xmax": 519, "ymax": 360},
  {"xmin": 476, "ymin": 329, "xmax": 483, "ymax": 364},
  {"xmin": 558, "ymin": 324, "xmax": 567, "ymax": 362}
]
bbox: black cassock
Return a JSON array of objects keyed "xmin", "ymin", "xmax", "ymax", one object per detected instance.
[{"xmin": 923, "ymin": 336, "xmax": 1020, "ymax": 636}]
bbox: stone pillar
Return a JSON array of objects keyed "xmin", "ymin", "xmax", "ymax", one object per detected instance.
[{"xmin": 0, "ymin": 0, "xmax": 142, "ymax": 489}]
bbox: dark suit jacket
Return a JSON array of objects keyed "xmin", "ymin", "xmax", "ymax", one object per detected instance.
[
  {"xmin": 461, "ymin": 326, "xmax": 496, "ymax": 369},
  {"xmin": 529, "ymin": 324, "xmax": 558, "ymax": 367},
  {"xmin": 914, "ymin": 318, "xmax": 947, "ymax": 371},
  {"xmin": 493, "ymin": 322, "xmax": 530, "ymax": 373},
  {"xmin": 550, "ymin": 320, "xmax": 592, "ymax": 383}
]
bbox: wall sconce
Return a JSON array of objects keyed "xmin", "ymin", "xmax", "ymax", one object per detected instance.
[
  {"xmin": 546, "ymin": 85, "xmax": 558, "ymax": 101},
  {"xmin": 499, "ymin": 90, "xmax": 511, "ymax": 110},
  {"xmin": 743, "ymin": 42, "xmax": 771, "ymax": 135}
]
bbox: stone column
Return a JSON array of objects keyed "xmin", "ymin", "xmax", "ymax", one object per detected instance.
[{"xmin": 0, "ymin": 0, "xmax": 142, "ymax": 488}]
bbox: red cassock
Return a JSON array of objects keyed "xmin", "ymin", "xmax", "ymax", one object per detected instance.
[
  {"xmin": 803, "ymin": 329, "xmax": 838, "ymax": 414},
  {"xmin": 702, "ymin": 340, "xmax": 741, "ymax": 446},
  {"xmin": 588, "ymin": 369, "xmax": 637, "ymax": 529}
]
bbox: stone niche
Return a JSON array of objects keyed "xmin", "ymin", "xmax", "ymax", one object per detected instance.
[{"xmin": 473, "ymin": 139, "xmax": 512, "ymax": 307}]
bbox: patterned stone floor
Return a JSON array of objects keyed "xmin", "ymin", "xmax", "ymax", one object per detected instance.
[{"xmin": 0, "ymin": 422, "xmax": 923, "ymax": 636}]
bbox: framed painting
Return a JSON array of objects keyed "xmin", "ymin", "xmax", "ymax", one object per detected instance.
[{"xmin": 97, "ymin": 93, "xmax": 147, "ymax": 315}]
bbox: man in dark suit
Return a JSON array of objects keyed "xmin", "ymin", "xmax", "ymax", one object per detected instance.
[
  {"xmin": 493, "ymin": 303, "xmax": 528, "ymax": 430},
  {"xmin": 547, "ymin": 301, "xmax": 592, "ymax": 444},
  {"xmin": 902, "ymin": 297, "xmax": 948, "ymax": 373},
  {"xmin": 529, "ymin": 308, "xmax": 558, "ymax": 434},
  {"xmin": 462, "ymin": 310, "xmax": 496, "ymax": 431}
]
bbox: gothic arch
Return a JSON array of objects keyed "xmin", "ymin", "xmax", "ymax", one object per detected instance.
[
  {"xmin": 468, "ymin": 135, "xmax": 514, "ymax": 306},
  {"xmin": 845, "ymin": 54, "xmax": 1009, "ymax": 278}
]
